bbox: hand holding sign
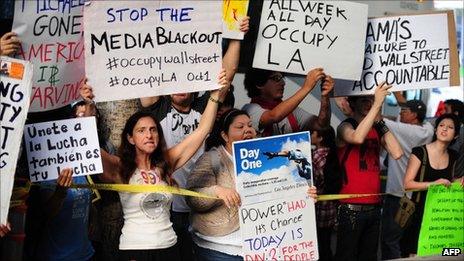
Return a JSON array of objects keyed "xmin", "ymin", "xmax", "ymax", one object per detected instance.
[
  {"xmin": 214, "ymin": 186, "xmax": 241, "ymax": 209},
  {"xmin": 0, "ymin": 32, "xmax": 21, "ymax": 57},
  {"xmin": 57, "ymin": 168, "xmax": 73, "ymax": 188},
  {"xmin": 321, "ymin": 75, "xmax": 334, "ymax": 97},
  {"xmin": 303, "ymin": 68, "xmax": 325, "ymax": 91},
  {"xmin": 373, "ymin": 82, "xmax": 392, "ymax": 107}
]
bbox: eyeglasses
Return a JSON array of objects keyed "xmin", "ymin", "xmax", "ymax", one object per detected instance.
[{"xmin": 268, "ymin": 74, "xmax": 284, "ymax": 82}]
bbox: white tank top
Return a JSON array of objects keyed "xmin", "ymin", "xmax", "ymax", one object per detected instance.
[{"xmin": 119, "ymin": 168, "xmax": 177, "ymax": 250}]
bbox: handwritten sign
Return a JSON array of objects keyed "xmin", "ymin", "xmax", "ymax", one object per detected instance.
[
  {"xmin": 417, "ymin": 183, "xmax": 464, "ymax": 256},
  {"xmin": 335, "ymin": 11, "xmax": 460, "ymax": 96},
  {"xmin": 84, "ymin": 1, "xmax": 222, "ymax": 103},
  {"xmin": 222, "ymin": 0, "xmax": 249, "ymax": 40},
  {"xmin": 12, "ymin": 0, "xmax": 85, "ymax": 112},
  {"xmin": 252, "ymin": 1, "xmax": 367, "ymax": 80},
  {"xmin": 24, "ymin": 117, "xmax": 103, "ymax": 182},
  {"xmin": 0, "ymin": 56, "xmax": 32, "ymax": 224},
  {"xmin": 233, "ymin": 132, "xmax": 318, "ymax": 260}
]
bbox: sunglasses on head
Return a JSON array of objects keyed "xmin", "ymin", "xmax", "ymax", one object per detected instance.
[{"xmin": 268, "ymin": 74, "xmax": 284, "ymax": 82}]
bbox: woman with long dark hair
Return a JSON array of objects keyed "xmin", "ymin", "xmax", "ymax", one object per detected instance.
[
  {"xmin": 403, "ymin": 113, "xmax": 462, "ymax": 256},
  {"xmin": 99, "ymin": 72, "xmax": 228, "ymax": 261}
]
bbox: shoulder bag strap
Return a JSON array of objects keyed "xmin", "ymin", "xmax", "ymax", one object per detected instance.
[{"xmin": 415, "ymin": 145, "xmax": 428, "ymax": 203}]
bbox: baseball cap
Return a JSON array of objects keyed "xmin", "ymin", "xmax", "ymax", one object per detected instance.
[{"xmin": 401, "ymin": 100, "xmax": 427, "ymax": 121}]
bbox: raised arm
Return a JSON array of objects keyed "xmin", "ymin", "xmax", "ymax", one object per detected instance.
[
  {"xmin": 381, "ymin": 129, "xmax": 403, "ymax": 160},
  {"xmin": 140, "ymin": 96, "xmax": 160, "ymax": 108},
  {"xmin": 312, "ymin": 75, "xmax": 334, "ymax": 129},
  {"xmin": 167, "ymin": 70, "xmax": 228, "ymax": 170},
  {"xmin": 338, "ymin": 83, "xmax": 391, "ymax": 146},
  {"xmin": 40, "ymin": 168, "xmax": 73, "ymax": 221},
  {"xmin": 99, "ymin": 149, "xmax": 122, "ymax": 183},
  {"xmin": 222, "ymin": 17, "xmax": 249, "ymax": 82},
  {"xmin": 259, "ymin": 68, "xmax": 325, "ymax": 128}
]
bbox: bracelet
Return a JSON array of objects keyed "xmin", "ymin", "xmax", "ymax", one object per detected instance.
[
  {"xmin": 374, "ymin": 119, "xmax": 389, "ymax": 137},
  {"xmin": 209, "ymin": 96, "xmax": 222, "ymax": 105}
]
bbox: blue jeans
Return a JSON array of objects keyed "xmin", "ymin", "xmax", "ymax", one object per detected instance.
[
  {"xmin": 335, "ymin": 204, "xmax": 381, "ymax": 261},
  {"xmin": 381, "ymin": 195, "xmax": 404, "ymax": 260},
  {"xmin": 194, "ymin": 244, "xmax": 242, "ymax": 261}
]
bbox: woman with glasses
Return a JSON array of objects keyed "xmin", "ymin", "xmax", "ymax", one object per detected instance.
[{"xmin": 242, "ymin": 68, "xmax": 333, "ymax": 136}]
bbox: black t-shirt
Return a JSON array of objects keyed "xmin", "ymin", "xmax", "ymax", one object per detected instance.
[{"xmin": 411, "ymin": 145, "xmax": 458, "ymax": 209}]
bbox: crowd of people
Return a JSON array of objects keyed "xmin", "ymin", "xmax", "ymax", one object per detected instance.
[{"xmin": 1, "ymin": 6, "xmax": 464, "ymax": 261}]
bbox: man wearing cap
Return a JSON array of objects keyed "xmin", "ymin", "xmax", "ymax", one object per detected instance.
[{"xmin": 381, "ymin": 96, "xmax": 434, "ymax": 259}]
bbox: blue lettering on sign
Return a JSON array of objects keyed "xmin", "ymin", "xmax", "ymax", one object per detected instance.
[
  {"xmin": 155, "ymin": 7, "xmax": 194, "ymax": 22},
  {"xmin": 244, "ymin": 232, "xmax": 287, "ymax": 251},
  {"xmin": 30, "ymin": 0, "xmax": 86, "ymax": 14},
  {"xmin": 106, "ymin": 7, "xmax": 148, "ymax": 23}
]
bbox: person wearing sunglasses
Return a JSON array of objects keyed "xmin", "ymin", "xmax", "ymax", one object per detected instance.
[{"xmin": 242, "ymin": 68, "xmax": 333, "ymax": 136}]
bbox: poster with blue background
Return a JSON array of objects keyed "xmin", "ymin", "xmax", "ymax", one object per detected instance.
[{"xmin": 233, "ymin": 132, "xmax": 318, "ymax": 260}]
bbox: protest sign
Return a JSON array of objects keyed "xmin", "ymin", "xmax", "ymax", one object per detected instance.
[
  {"xmin": 0, "ymin": 56, "xmax": 32, "ymax": 224},
  {"xmin": 12, "ymin": 0, "xmax": 85, "ymax": 112},
  {"xmin": 335, "ymin": 11, "xmax": 460, "ymax": 96},
  {"xmin": 222, "ymin": 0, "xmax": 249, "ymax": 40},
  {"xmin": 84, "ymin": 1, "xmax": 222, "ymax": 103},
  {"xmin": 233, "ymin": 132, "xmax": 318, "ymax": 260},
  {"xmin": 24, "ymin": 117, "xmax": 103, "ymax": 182},
  {"xmin": 252, "ymin": 1, "xmax": 368, "ymax": 81},
  {"xmin": 417, "ymin": 183, "xmax": 464, "ymax": 256}
]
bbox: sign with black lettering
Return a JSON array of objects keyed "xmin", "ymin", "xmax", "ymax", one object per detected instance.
[
  {"xmin": 24, "ymin": 117, "xmax": 103, "ymax": 182},
  {"xmin": 12, "ymin": 0, "xmax": 85, "ymax": 112},
  {"xmin": 233, "ymin": 132, "xmax": 318, "ymax": 260},
  {"xmin": 0, "ymin": 56, "xmax": 32, "ymax": 224},
  {"xmin": 84, "ymin": 1, "xmax": 222, "ymax": 102},
  {"xmin": 335, "ymin": 11, "xmax": 460, "ymax": 96},
  {"xmin": 252, "ymin": 0, "xmax": 368, "ymax": 80}
]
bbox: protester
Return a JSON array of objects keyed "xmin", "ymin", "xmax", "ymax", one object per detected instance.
[
  {"xmin": 443, "ymin": 99, "xmax": 464, "ymax": 151},
  {"xmin": 310, "ymin": 125, "xmax": 341, "ymax": 261},
  {"xmin": 187, "ymin": 109, "xmax": 317, "ymax": 260},
  {"xmin": 381, "ymin": 97, "xmax": 434, "ymax": 260},
  {"xmin": 242, "ymin": 68, "xmax": 333, "ymax": 136},
  {"xmin": 81, "ymin": 19, "xmax": 248, "ymax": 260},
  {"xmin": 35, "ymin": 168, "xmax": 94, "ymax": 260},
  {"xmin": 402, "ymin": 113, "xmax": 461, "ymax": 256},
  {"xmin": 335, "ymin": 83, "xmax": 403, "ymax": 261},
  {"xmin": 95, "ymin": 72, "xmax": 227, "ymax": 260},
  {"xmin": 187, "ymin": 109, "xmax": 254, "ymax": 260}
]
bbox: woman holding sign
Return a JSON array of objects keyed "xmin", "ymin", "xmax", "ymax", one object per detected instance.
[
  {"xmin": 403, "ymin": 113, "xmax": 461, "ymax": 256},
  {"xmin": 98, "ymin": 71, "xmax": 228, "ymax": 261},
  {"xmin": 187, "ymin": 109, "xmax": 317, "ymax": 260}
]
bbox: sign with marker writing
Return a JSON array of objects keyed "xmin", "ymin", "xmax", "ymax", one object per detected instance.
[
  {"xmin": 233, "ymin": 132, "xmax": 318, "ymax": 260},
  {"xmin": 253, "ymin": 0, "xmax": 367, "ymax": 80},
  {"xmin": 335, "ymin": 11, "xmax": 460, "ymax": 96},
  {"xmin": 0, "ymin": 56, "xmax": 32, "ymax": 224},
  {"xmin": 12, "ymin": 0, "xmax": 85, "ymax": 112},
  {"xmin": 222, "ymin": 0, "xmax": 249, "ymax": 40},
  {"xmin": 84, "ymin": 1, "xmax": 222, "ymax": 102},
  {"xmin": 417, "ymin": 183, "xmax": 464, "ymax": 256},
  {"xmin": 24, "ymin": 117, "xmax": 103, "ymax": 182}
]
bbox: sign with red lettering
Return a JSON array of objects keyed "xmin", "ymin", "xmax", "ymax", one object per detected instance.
[
  {"xmin": 12, "ymin": 0, "xmax": 85, "ymax": 112},
  {"xmin": 335, "ymin": 11, "xmax": 460, "ymax": 96},
  {"xmin": 0, "ymin": 56, "xmax": 32, "ymax": 224},
  {"xmin": 24, "ymin": 117, "xmax": 103, "ymax": 182},
  {"xmin": 233, "ymin": 132, "xmax": 318, "ymax": 260}
]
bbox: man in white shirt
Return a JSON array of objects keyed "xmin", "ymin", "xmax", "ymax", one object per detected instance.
[{"xmin": 381, "ymin": 99, "xmax": 434, "ymax": 259}]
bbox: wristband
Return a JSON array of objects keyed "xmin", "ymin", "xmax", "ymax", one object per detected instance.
[
  {"xmin": 209, "ymin": 96, "xmax": 222, "ymax": 105},
  {"xmin": 374, "ymin": 119, "xmax": 389, "ymax": 137}
]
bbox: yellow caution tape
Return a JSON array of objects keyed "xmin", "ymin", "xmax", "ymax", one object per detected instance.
[
  {"xmin": 70, "ymin": 183, "xmax": 219, "ymax": 199},
  {"xmin": 317, "ymin": 193, "xmax": 387, "ymax": 201}
]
